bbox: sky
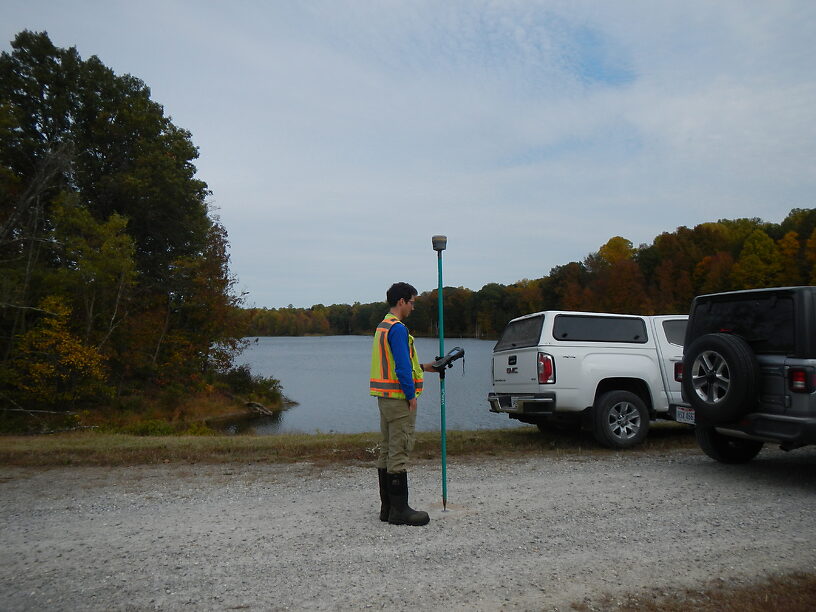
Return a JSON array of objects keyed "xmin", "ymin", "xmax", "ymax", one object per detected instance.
[{"xmin": 3, "ymin": 1, "xmax": 815, "ymax": 308}]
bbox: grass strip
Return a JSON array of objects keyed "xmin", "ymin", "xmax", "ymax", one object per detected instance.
[
  {"xmin": 0, "ymin": 423, "xmax": 696, "ymax": 467},
  {"xmin": 573, "ymin": 571, "xmax": 816, "ymax": 611}
]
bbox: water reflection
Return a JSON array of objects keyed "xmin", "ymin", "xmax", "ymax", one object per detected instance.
[{"xmin": 208, "ymin": 410, "xmax": 284, "ymax": 434}]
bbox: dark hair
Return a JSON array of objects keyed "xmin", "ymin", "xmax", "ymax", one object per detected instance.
[{"xmin": 386, "ymin": 282, "xmax": 417, "ymax": 307}]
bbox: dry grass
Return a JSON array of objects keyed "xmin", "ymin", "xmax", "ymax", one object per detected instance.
[
  {"xmin": 572, "ymin": 572, "xmax": 816, "ymax": 611},
  {"xmin": 0, "ymin": 421, "xmax": 697, "ymax": 467},
  {"xmin": 0, "ymin": 389, "xmax": 276, "ymax": 436},
  {"xmin": 79, "ymin": 390, "xmax": 268, "ymax": 429}
]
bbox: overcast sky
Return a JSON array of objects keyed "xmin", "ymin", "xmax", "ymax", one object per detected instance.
[{"xmin": 3, "ymin": 1, "xmax": 815, "ymax": 308}]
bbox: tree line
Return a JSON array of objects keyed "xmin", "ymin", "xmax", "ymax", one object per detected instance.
[
  {"xmin": 3, "ymin": 31, "xmax": 814, "ymax": 417},
  {"xmin": 1, "ymin": 31, "xmax": 245, "ymax": 414},
  {"xmin": 244, "ymin": 208, "xmax": 816, "ymax": 338}
]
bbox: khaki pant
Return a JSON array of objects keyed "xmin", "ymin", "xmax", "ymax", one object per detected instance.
[{"xmin": 376, "ymin": 396, "xmax": 417, "ymax": 473}]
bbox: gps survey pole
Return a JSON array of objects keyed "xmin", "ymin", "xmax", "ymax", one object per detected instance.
[{"xmin": 432, "ymin": 235, "xmax": 448, "ymax": 511}]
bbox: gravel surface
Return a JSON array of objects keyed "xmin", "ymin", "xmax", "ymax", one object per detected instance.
[{"xmin": 1, "ymin": 446, "xmax": 815, "ymax": 611}]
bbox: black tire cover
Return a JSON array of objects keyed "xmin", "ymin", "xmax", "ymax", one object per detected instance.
[{"xmin": 682, "ymin": 333, "xmax": 759, "ymax": 424}]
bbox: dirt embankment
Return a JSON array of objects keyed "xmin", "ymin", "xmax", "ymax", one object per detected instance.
[{"xmin": 1, "ymin": 446, "xmax": 815, "ymax": 610}]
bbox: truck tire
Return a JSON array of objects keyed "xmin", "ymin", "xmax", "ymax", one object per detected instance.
[
  {"xmin": 696, "ymin": 426, "xmax": 764, "ymax": 464},
  {"xmin": 682, "ymin": 333, "xmax": 759, "ymax": 425},
  {"xmin": 592, "ymin": 391, "xmax": 649, "ymax": 449}
]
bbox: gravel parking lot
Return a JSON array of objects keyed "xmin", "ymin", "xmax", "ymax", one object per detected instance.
[{"xmin": 1, "ymin": 446, "xmax": 815, "ymax": 611}]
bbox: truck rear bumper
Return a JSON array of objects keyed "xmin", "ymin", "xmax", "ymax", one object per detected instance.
[{"xmin": 488, "ymin": 392, "xmax": 556, "ymax": 415}]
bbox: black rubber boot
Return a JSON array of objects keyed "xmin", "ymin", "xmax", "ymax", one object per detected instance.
[
  {"xmin": 378, "ymin": 468, "xmax": 390, "ymax": 522},
  {"xmin": 387, "ymin": 472, "xmax": 430, "ymax": 526}
]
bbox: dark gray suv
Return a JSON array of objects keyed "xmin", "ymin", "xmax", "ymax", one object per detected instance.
[{"xmin": 680, "ymin": 286, "xmax": 816, "ymax": 463}]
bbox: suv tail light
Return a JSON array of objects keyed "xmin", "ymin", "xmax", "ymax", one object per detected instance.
[
  {"xmin": 538, "ymin": 352, "xmax": 555, "ymax": 384},
  {"xmin": 674, "ymin": 362, "xmax": 683, "ymax": 382},
  {"xmin": 789, "ymin": 368, "xmax": 811, "ymax": 393}
]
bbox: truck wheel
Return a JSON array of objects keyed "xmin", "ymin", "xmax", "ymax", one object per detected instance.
[
  {"xmin": 696, "ymin": 426, "xmax": 763, "ymax": 463},
  {"xmin": 682, "ymin": 333, "xmax": 759, "ymax": 425},
  {"xmin": 592, "ymin": 391, "xmax": 649, "ymax": 449}
]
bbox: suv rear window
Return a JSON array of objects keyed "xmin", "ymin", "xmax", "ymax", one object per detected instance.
[
  {"xmin": 494, "ymin": 315, "xmax": 544, "ymax": 351},
  {"xmin": 552, "ymin": 315, "xmax": 648, "ymax": 343},
  {"xmin": 689, "ymin": 294, "xmax": 795, "ymax": 354}
]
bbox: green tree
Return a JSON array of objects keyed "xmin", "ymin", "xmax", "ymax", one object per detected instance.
[
  {"xmin": 50, "ymin": 196, "xmax": 136, "ymax": 346},
  {"xmin": 473, "ymin": 283, "xmax": 517, "ymax": 336},
  {"xmin": 326, "ymin": 304, "xmax": 353, "ymax": 335},
  {"xmin": 506, "ymin": 281, "xmax": 543, "ymax": 319},
  {"xmin": 731, "ymin": 230, "xmax": 783, "ymax": 289},
  {"xmin": 598, "ymin": 236, "xmax": 635, "ymax": 263},
  {"xmin": 0, "ymin": 31, "xmax": 241, "ymax": 410},
  {"xmin": 351, "ymin": 301, "xmax": 388, "ymax": 334},
  {"xmin": 805, "ymin": 227, "xmax": 816, "ymax": 284},
  {"xmin": 410, "ymin": 292, "xmax": 434, "ymax": 335},
  {"xmin": 775, "ymin": 231, "xmax": 803, "ymax": 286},
  {"xmin": 780, "ymin": 208, "xmax": 816, "ymax": 244},
  {"xmin": 0, "ymin": 31, "xmax": 210, "ymax": 284},
  {"xmin": 713, "ymin": 218, "xmax": 768, "ymax": 258},
  {"xmin": 158, "ymin": 222, "xmax": 245, "ymax": 378}
]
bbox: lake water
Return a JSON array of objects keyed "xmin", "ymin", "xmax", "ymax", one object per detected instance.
[{"xmin": 229, "ymin": 336, "xmax": 525, "ymax": 434}]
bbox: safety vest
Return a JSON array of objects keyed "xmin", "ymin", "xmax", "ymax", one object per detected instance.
[{"xmin": 370, "ymin": 313, "xmax": 424, "ymax": 399}]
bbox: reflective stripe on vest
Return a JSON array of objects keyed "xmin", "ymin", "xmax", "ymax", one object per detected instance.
[{"xmin": 370, "ymin": 314, "xmax": 424, "ymax": 399}]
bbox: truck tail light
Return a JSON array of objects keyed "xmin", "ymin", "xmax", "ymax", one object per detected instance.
[
  {"xmin": 789, "ymin": 368, "xmax": 810, "ymax": 393},
  {"xmin": 674, "ymin": 362, "xmax": 683, "ymax": 382},
  {"xmin": 538, "ymin": 352, "xmax": 555, "ymax": 384}
]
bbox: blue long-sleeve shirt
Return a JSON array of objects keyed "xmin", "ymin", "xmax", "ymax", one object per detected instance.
[{"xmin": 387, "ymin": 321, "xmax": 416, "ymax": 400}]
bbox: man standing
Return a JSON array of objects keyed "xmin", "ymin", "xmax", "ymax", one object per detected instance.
[{"xmin": 370, "ymin": 282, "xmax": 439, "ymax": 526}]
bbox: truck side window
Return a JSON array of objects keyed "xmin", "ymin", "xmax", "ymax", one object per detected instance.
[
  {"xmin": 662, "ymin": 320, "xmax": 687, "ymax": 346},
  {"xmin": 552, "ymin": 315, "xmax": 648, "ymax": 343}
]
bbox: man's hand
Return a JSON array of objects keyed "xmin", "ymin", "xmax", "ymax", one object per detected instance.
[
  {"xmin": 408, "ymin": 398, "xmax": 418, "ymax": 411},
  {"xmin": 422, "ymin": 362, "xmax": 440, "ymax": 373}
]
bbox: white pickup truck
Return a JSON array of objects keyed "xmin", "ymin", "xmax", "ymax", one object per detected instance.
[{"xmin": 487, "ymin": 311, "xmax": 688, "ymax": 448}]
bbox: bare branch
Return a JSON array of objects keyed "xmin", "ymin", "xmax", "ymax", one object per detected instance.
[
  {"xmin": 0, "ymin": 303, "xmax": 58, "ymax": 316},
  {"xmin": 0, "ymin": 142, "xmax": 73, "ymax": 246},
  {"xmin": 1, "ymin": 408, "xmax": 78, "ymax": 415}
]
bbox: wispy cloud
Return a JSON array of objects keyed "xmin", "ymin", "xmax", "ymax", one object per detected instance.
[{"xmin": 3, "ymin": 0, "xmax": 814, "ymax": 307}]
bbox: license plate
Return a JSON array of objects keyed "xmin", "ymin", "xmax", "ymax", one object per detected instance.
[{"xmin": 676, "ymin": 406, "xmax": 695, "ymax": 425}]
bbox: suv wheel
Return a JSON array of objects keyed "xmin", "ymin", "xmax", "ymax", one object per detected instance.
[
  {"xmin": 593, "ymin": 391, "xmax": 649, "ymax": 449},
  {"xmin": 682, "ymin": 333, "xmax": 759, "ymax": 424},
  {"xmin": 696, "ymin": 426, "xmax": 764, "ymax": 463}
]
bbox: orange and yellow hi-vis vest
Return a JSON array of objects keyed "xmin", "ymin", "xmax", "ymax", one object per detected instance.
[{"xmin": 369, "ymin": 314, "xmax": 424, "ymax": 399}]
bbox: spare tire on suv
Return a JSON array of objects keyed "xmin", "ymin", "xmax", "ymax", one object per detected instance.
[
  {"xmin": 682, "ymin": 287, "xmax": 816, "ymax": 463},
  {"xmin": 681, "ymin": 332, "xmax": 760, "ymax": 425}
]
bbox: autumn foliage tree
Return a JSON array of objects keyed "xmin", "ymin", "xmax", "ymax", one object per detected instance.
[
  {"xmin": 2, "ymin": 296, "xmax": 112, "ymax": 409},
  {"xmin": 243, "ymin": 209, "xmax": 816, "ymax": 339}
]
